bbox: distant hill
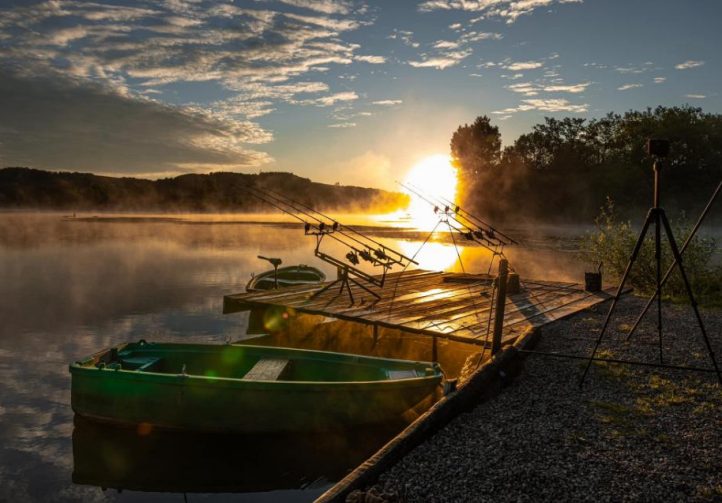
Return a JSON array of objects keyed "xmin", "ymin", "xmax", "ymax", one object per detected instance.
[{"xmin": 0, "ymin": 168, "xmax": 409, "ymax": 212}]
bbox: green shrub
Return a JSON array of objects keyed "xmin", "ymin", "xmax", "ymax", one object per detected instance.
[{"xmin": 580, "ymin": 198, "xmax": 721, "ymax": 303}]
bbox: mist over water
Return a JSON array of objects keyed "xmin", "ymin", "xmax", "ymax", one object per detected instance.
[{"xmin": 0, "ymin": 212, "xmax": 592, "ymax": 502}]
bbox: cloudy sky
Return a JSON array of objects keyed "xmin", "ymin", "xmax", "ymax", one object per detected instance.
[{"xmin": 0, "ymin": 0, "xmax": 719, "ymax": 188}]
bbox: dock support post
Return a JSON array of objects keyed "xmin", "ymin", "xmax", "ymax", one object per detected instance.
[{"xmin": 491, "ymin": 259, "xmax": 509, "ymax": 356}]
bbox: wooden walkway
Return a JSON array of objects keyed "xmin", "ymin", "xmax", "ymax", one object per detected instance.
[{"xmin": 224, "ymin": 269, "xmax": 615, "ymax": 347}]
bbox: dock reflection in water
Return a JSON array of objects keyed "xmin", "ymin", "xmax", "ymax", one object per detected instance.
[{"xmin": 72, "ymin": 415, "xmax": 403, "ymax": 498}]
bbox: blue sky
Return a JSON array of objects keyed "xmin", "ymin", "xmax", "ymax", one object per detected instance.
[{"xmin": 0, "ymin": 0, "xmax": 719, "ymax": 189}]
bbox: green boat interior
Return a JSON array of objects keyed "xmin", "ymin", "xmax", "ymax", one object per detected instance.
[
  {"xmin": 250, "ymin": 266, "xmax": 326, "ymax": 290},
  {"xmin": 77, "ymin": 342, "xmax": 439, "ymax": 383}
]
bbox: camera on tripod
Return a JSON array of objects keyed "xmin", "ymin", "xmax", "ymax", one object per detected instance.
[{"xmin": 647, "ymin": 138, "xmax": 670, "ymax": 158}]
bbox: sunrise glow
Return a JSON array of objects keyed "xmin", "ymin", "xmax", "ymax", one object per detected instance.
[{"xmin": 402, "ymin": 154, "xmax": 458, "ymax": 231}]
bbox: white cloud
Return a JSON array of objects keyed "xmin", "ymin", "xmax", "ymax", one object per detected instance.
[
  {"xmin": 507, "ymin": 82, "xmax": 539, "ymax": 96},
  {"xmin": 272, "ymin": 0, "xmax": 355, "ymax": 15},
  {"xmin": 388, "ymin": 29, "xmax": 419, "ymax": 48},
  {"xmin": 685, "ymin": 94, "xmax": 706, "ymax": 99},
  {"xmin": 494, "ymin": 98, "xmax": 588, "ymax": 114},
  {"xmin": 328, "ymin": 122, "xmax": 356, "ymax": 128},
  {"xmin": 433, "ymin": 40, "xmax": 460, "ymax": 50},
  {"xmin": 413, "ymin": 30, "xmax": 500, "ymax": 71},
  {"xmin": 615, "ymin": 62, "xmax": 654, "ymax": 74},
  {"xmin": 0, "ymin": 68, "xmax": 272, "ymax": 175},
  {"xmin": 461, "ymin": 31, "xmax": 503, "ymax": 43},
  {"xmin": 675, "ymin": 60, "xmax": 704, "ymax": 70},
  {"xmin": 354, "ymin": 55, "xmax": 386, "ymax": 64},
  {"xmin": 0, "ymin": 0, "xmax": 382, "ymax": 174},
  {"xmin": 296, "ymin": 91, "xmax": 359, "ymax": 106},
  {"xmin": 372, "ymin": 99, "xmax": 403, "ymax": 106},
  {"xmin": 409, "ymin": 49, "xmax": 472, "ymax": 69},
  {"xmin": 0, "ymin": 0, "xmax": 366, "ymax": 119},
  {"xmin": 505, "ymin": 60, "xmax": 544, "ymax": 71},
  {"xmin": 507, "ymin": 81, "xmax": 590, "ymax": 96},
  {"xmin": 418, "ymin": 0, "xmax": 583, "ymax": 23},
  {"xmin": 543, "ymin": 82, "xmax": 591, "ymax": 93},
  {"xmin": 618, "ymin": 83, "xmax": 643, "ymax": 91}
]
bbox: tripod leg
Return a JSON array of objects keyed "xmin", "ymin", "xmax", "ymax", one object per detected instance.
[
  {"xmin": 627, "ymin": 180, "xmax": 722, "ymax": 341},
  {"xmin": 311, "ymin": 279, "xmax": 341, "ymax": 299},
  {"xmin": 349, "ymin": 278, "xmax": 381, "ymax": 301},
  {"xmin": 346, "ymin": 277, "xmax": 355, "ymax": 304},
  {"xmin": 655, "ymin": 210, "xmax": 664, "ymax": 363},
  {"xmin": 579, "ymin": 210, "xmax": 654, "ymax": 388},
  {"xmin": 660, "ymin": 212, "xmax": 722, "ymax": 384}
]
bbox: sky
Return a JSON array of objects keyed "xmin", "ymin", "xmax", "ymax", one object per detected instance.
[{"xmin": 0, "ymin": 0, "xmax": 720, "ymax": 189}]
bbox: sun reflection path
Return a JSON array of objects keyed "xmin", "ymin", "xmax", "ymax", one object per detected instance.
[
  {"xmin": 401, "ymin": 154, "xmax": 458, "ymax": 231},
  {"xmin": 397, "ymin": 241, "xmax": 460, "ymax": 272}
]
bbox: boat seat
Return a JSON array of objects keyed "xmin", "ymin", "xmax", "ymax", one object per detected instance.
[
  {"xmin": 243, "ymin": 358, "xmax": 289, "ymax": 381},
  {"xmin": 121, "ymin": 356, "xmax": 162, "ymax": 371},
  {"xmin": 387, "ymin": 369, "xmax": 419, "ymax": 380}
]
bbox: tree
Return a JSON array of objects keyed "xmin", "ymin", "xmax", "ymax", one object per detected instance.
[
  {"xmin": 448, "ymin": 106, "xmax": 722, "ymax": 222},
  {"xmin": 450, "ymin": 116, "xmax": 502, "ymax": 213},
  {"xmin": 450, "ymin": 116, "xmax": 501, "ymax": 175}
]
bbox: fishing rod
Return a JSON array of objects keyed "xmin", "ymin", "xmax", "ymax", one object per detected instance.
[
  {"xmin": 404, "ymin": 181, "xmax": 516, "ymax": 246},
  {"xmin": 398, "ymin": 181, "xmax": 503, "ymax": 251},
  {"xmin": 255, "ymin": 186, "xmax": 418, "ymax": 266},
  {"xmin": 434, "ymin": 192, "xmax": 518, "ymax": 245},
  {"xmin": 400, "ymin": 181, "xmax": 500, "ymax": 245},
  {"xmin": 245, "ymin": 186, "xmax": 409, "ymax": 302},
  {"xmin": 246, "ymin": 188, "xmax": 367, "ymax": 257},
  {"xmin": 247, "ymin": 186, "xmax": 410, "ymax": 269}
]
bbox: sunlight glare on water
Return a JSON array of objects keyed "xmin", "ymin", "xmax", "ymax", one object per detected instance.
[{"xmin": 398, "ymin": 240, "xmax": 461, "ymax": 272}]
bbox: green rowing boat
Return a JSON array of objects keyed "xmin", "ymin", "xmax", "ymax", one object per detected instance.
[
  {"xmin": 247, "ymin": 255, "xmax": 326, "ymax": 292},
  {"xmin": 246, "ymin": 264, "xmax": 326, "ymax": 291},
  {"xmin": 70, "ymin": 341, "xmax": 443, "ymax": 432}
]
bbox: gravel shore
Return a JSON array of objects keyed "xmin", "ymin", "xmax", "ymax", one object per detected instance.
[{"xmin": 352, "ymin": 296, "xmax": 722, "ymax": 502}]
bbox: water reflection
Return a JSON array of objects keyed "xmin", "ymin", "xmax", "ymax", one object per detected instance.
[
  {"xmin": 0, "ymin": 212, "xmax": 593, "ymax": 502},
  {"xmin": 72, "ymin": 415, "xmax": 401, "ymax": 496}
]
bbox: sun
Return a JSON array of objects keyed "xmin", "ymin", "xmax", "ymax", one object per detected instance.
[{"xmin": 402, "ymin": 154, "xmax": 458, "ymax": 230}]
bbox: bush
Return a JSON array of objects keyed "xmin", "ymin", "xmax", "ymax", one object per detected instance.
[{"xmin": 580, "ymin": 198, "xmax": 721, "ymax": 303}]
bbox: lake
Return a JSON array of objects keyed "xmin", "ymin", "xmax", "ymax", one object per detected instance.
[{"xmin": 0, "ymin": 212, "xmax": 592, "ymax": 502}]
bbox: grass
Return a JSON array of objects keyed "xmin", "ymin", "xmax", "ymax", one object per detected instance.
[
  {"xmin": 580, "ymin": 198, "xmax": 722, "ymax": 305},
  {"xmin": 582, "ymin": 348, "xmax": 720, "ymax": 442}
]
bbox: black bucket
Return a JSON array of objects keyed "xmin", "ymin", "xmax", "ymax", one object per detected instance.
[{"xmin": 584, "ymin": 272, "xmax": 602, "ymax": 292}]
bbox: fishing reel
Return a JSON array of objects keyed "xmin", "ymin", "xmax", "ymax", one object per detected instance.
[{"xmin": 304, "ymin": 221, "xmax": 339, "ymax": 235}]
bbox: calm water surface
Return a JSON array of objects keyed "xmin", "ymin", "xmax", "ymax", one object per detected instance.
[{"xmin": 0, "ymin": 212, "xmax": 590, "ymax": 502}]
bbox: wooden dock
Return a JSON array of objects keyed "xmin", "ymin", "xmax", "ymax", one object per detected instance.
[{"xmin": 224, "ymin": 269, "xmax": 615, "ymax": 347}]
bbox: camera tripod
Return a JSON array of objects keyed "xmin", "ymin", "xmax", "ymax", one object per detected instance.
[{"xmin": 580, "ymin": 149, "xmax": 722, "ymax": 387}]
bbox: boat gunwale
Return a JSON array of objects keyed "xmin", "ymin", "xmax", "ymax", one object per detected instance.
[
  {"xmin": 246, "ymin": 264, "xmax": 326, "ymax": 292},
  {"xmin": 69, "ymin": 365, "xmax": 442, "ymax": 389},
  {"xmin": 69, "ymin": 342, "xmax": 443, "ymax": 389}
]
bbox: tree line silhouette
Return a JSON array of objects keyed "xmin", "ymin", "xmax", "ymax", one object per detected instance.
[
  {"xmin": 451, "ymin": 106, "xmax": 722, "ymax": 222},
  {"xmin": 0, "ymin": 169, "xmax": 408, "ymax": 213}
]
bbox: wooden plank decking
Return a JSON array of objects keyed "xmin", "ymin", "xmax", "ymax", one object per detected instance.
[{"xmin": 224, "ymin": 269, "xmax": 615, "ymax": 347}]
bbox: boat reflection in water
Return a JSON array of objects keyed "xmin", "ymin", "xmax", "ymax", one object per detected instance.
[{"xmin": 72, "ymin": 414, "xmax": 404, "ymax": 496}]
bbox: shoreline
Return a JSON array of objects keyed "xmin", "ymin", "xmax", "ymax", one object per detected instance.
[{"xmin": 350, "ymin": 296, "xmax": 722, "ymax": 502}]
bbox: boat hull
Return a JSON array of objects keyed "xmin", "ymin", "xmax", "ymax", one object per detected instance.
[
  {"xmin": 246, "ymin": 265, "xmax": 325, "ymax": 292},
  {"xmin": 70, "ymin": 343, "xmax": 442, "ymax": 432}
]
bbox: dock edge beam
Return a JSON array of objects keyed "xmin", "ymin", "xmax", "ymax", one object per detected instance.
[{"xmin": 315, "ymin": 325, "xmax": 542, "ymax": 503}]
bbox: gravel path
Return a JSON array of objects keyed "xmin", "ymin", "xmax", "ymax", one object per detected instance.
[{"xmin": 351, "ymin": 296, "xmax": 722, "ymax": 502}]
